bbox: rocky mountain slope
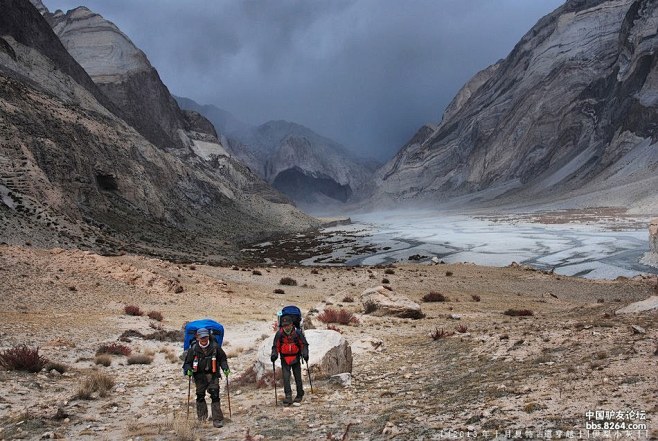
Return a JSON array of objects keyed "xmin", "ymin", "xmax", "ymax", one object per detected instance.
[
  {"xmin": 176, "ymin": 97, "xmax": 376, "ymax": 210},
  {"xmin": 0, "ymin": 0, "xmax": 318, "ymax": 261},
  {"xmin": 375, "ymin": 0, "xmax": 658, "ymax": 214}
]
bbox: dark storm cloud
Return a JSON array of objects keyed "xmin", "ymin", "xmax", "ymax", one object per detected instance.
[{"xmin": 43, "ymin": 0, "xmax": 564, "ymax": 159}]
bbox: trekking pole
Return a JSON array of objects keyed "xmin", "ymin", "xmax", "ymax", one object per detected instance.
[
  {"xmin": 272, "ymin": 362, "xmax": 278, "ymax": 407},
  {"xmin": 226, "ymin": 376, "xmax": 232, "ymax": 418},
  {"xmin": 186, "ymin": 374, "xmax": 192, "ymax": 420},
  {"xmin": 304, "ymin": 358, "xmax": 314, "ymax": 394}
]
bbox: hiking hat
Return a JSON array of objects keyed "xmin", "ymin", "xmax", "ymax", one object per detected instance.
[
  {"xmin": 281, "ymin": 316, "xmax": 293, "ymax": 325},
  {"xmin": 196, "ymin": 327, "xmax": 210, "ymax": 338}
]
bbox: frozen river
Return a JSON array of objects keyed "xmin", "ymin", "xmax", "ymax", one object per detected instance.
[{"xmin": 304, "ymin": 210, "xmax": 657, "ymax": 280}]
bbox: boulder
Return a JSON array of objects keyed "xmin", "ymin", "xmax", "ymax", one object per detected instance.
[
  {"xmin": 254, "ymin": 330, "xmax": 352, "ymax": 381},
  {"xmin": 360, "ymin": 286, "xmax": 425, "ymax": 319},
  {"xmin": 615, "ymin": 296, "xmax": 658, "ymax": 315}
]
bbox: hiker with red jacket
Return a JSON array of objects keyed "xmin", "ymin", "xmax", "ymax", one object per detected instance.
[
  {"xmin": 271, "ymin": 315, "xmax": 309, "ymax": 405},
  {"xmin": 182, "ymin": 327, "xmax": 229, "ymax": 427}
]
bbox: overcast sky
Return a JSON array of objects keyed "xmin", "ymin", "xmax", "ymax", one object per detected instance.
[{"xmin": 43, "ymin": 0, "xmax": 564, "ymax": 160}]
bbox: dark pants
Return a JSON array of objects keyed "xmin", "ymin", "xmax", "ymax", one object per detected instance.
[
  {"xmin": 194, "ymin": 373, "xmax": 220, "ymax": 403},
  {"xmin": 281, "ymin": 358, "xmax": 304, "ymax": 397}
]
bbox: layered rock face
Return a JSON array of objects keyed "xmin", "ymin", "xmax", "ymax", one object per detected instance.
[
  {"xmin": 375, "ymin": 0, "xmax": 658, "ymax": 213},
  {"xmin": 43, "ymin": 4, "xmax": 187, "ymax": 150},
  {"xmin": 176, "ymin": 96, "xmax": 375, "ymax": 209},
  {"xmin": 0, "ymin": 0, "xmax": 317, "ymax": 259}
]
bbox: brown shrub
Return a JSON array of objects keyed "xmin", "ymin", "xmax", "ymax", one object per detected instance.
[
  {"xmin": 381, "ymin": 278, "xmax": 390, "ymax": 284},
  {"xmin": 503, "ymin": 309, "xmax": 534, "ymax": 317},
  {"xmin": 430, "ymin": 328, "xmax": 454, "ymax": 340},
  {"xmin": 422, "ymin": 291, "xmax": 448, "ymax": 302},
  {"xmin": 252, "ymin": 270, "xmax": 262, "ymax": 276},
  {"xmin": 96, "ymin": 343, "xmax": 132, "ymax": 356},
  {"xmin": 384, "ymin": 268, "xmax": 395, "ymax": 275},
  {"xmin": 455, "ymin": 324, "xmax": 468, "ymax": 333},
  {"xmin": 445, "ymin": 271, "xmax": 454, "ymax": 277},
  {"xmin": 147, "ymin": 311, "xmax": 164, "ymax": 321},
  {"xmin": 94, "ymin": 355, "xmax": 112, "ymax": 366},
  {"xmin": 317, "ymin": 308, "xmax": 359, "ymax": 326},
  {"xmin": 124, "ymin": 305, "xmax": 143, "ymax": 316},
  {"xmin": 341, "ymin": 296, "xmax": 354, "ymax": 303},
  {"xmin": 273, "ymin": 288, "xmax": 285, "ymax": 294},
  {"xmin": 0, "ymin": 345, "xmax": 48, "ymax": 372},
  {"xmin": 279, "ymin": 277, "xmax": 297, "ymax": 286},
  {"xmin": 471, "ymin": 294, "xmax": 481, "ymax": 302},
  {"xmin": 127, "ymin": 354, "xmax": 154, "ymax": 365}
]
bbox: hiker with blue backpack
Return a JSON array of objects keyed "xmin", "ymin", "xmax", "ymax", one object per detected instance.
[
  {"xmin": 271, "ymin": 307, "xmax": 309, "ymax": 406},
  {"xmin": 182, "ymin": 326, "xmax": 229, "ymax": 427}
]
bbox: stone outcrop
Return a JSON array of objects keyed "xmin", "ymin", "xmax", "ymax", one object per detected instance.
[
  {"xmin": 255, "ymin": 330, "xmax": 352, "ymax": 380},
  {"xmin": 615, "ymin": 296, "xmax": 658, "ymax": 314},
  {"xmin": 43, "ymin": 4, "xmax": 187, "ymax": 151},
  {"xmin": 650, "ymin": 218, "xmax": 658, "ymax": 254},
  {"xmin": 360, "ymin": 286, "xmax": 425, "ymax": 319},
  {"xmin": 374, "ymin": 0, "xmax": 658, "ymax": 213},
  {"xmin": 0, "ymin": 0, "xmax": 318, "ymax": 258}
]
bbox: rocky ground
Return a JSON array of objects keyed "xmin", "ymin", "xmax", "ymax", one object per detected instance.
[{"xmin": 0, "ymin": 244, "xmax": 656, "ymax": 441}]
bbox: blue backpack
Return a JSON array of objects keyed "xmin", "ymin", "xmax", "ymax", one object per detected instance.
[
  {"xmin": 184, "ymin": 319, "xmax": 224, "ymax": 350},
  {"xmin": 277, "ymin": 305, "xmax": 303, "ymax": 329}
]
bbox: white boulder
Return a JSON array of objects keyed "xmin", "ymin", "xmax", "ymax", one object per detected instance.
[
  {"xmin": 254, "ymin": 330, "xmax": 352, "ymax": 381},
  {"xmin": 361, "ymin": 286, "xmax": 425, "ymax": 319}
]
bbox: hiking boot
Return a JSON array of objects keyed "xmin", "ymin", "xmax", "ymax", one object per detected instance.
[
  {"xmin": 211, "ymin": 401, "xmax": 224, "ymax": 428},
  {"xmin": 196, "ymin": 401, "xmax": 208, "ymax": 421},
  {"xmin": 282, "ymin": 395, "xmax": 293, "ymax": 406},
  {"xmin": 293, "ymin": 395, "xmax": 303, "ymax": 403}
]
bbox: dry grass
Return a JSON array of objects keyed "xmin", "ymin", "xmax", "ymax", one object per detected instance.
[
  {"xmin": 94, "ymin": 354, "xmax": 112, "ymax": 366},
  {"xmin": 127, "ymin": 354, "xmax": 154, "ymax": 365},
  {"xmin": 75, "ymin": 371, "xmax": 115, "ymax": 399},
  {"xmin": 44, "ymin": 361, "xmax": 68, "ymax": 373}
]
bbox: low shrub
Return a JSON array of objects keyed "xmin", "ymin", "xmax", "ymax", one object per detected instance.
[
  {"xmin": 422, "ymin": 291, "xmax": 447, "ymax": 302},
  {"xmin": 96, "ymin": 343, "xmax": 131, "ymax": 356},
  {"xmin": 430, "ymin": 328, "xmax": 454, "ymax": 340},
  {"xmin": 311, "ymin": 269, "xmax": 319, "ymax": 275},
  {"xmin": 381, "ymin": 278, "xmax": 390, "ymax": 284},
  {"xmin": 445, "ymin": 271, "xmax": 454, "ymax": 277},
  {"xmin": 127, "ymin": 354, "xmax": 154, "ymax": 365},
  {"xmin": 471, "ymin": 294, "xmax": 481, "ymax": 302},
  {"xmin": 252, "ymin": 270, "xmax": 262, "ymax": 276},
  {"xmin": 95, "ymin": 355, "xmax": 112, "ymax": 366},
  {"xmin": 503, "ymin": 309, "xmax": 534, "ymax": 317},
  {"xmin": 124, "ymin": 305, "xmax": 143, "ymax": 316},
  {"xmin": 326, "ymin": 324, "xmax": 343, "ymax": 333},
  {"xmin": 75, "ymin": 371, "xmax": 115, "ymax": 399},
  {"xmin": 0, "ymin": 345, "xmax": 48, "ymax": 372},
  {"xmin": 455, "ymin": 324, "xmax": 468, "ymax": 333},
  {"xmin": 341, "ymin": 296, "xmax": 354, "ymax": 303},
  {"xmin": 279, "ymin": 277, "xmax": 297, "ymax": 286},
  {"xmin": 384, "ymin": 268, "xmax": 395, "ymax": 275},
  {"xmin": 147, "ymin": 311, "xmax": 164, "ymax": 321},
  {"xmin": 273, "ymin": 288, "xmax": 285, "ymax": 294},
  {"xmin": 317, "ymin": 308, "xmax": 359, "ymax": 326}
]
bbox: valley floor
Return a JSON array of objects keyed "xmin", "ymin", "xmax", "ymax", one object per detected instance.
[{"xmin": 0, "ymin": 245, "xmax": 656, "ymax": 440}]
